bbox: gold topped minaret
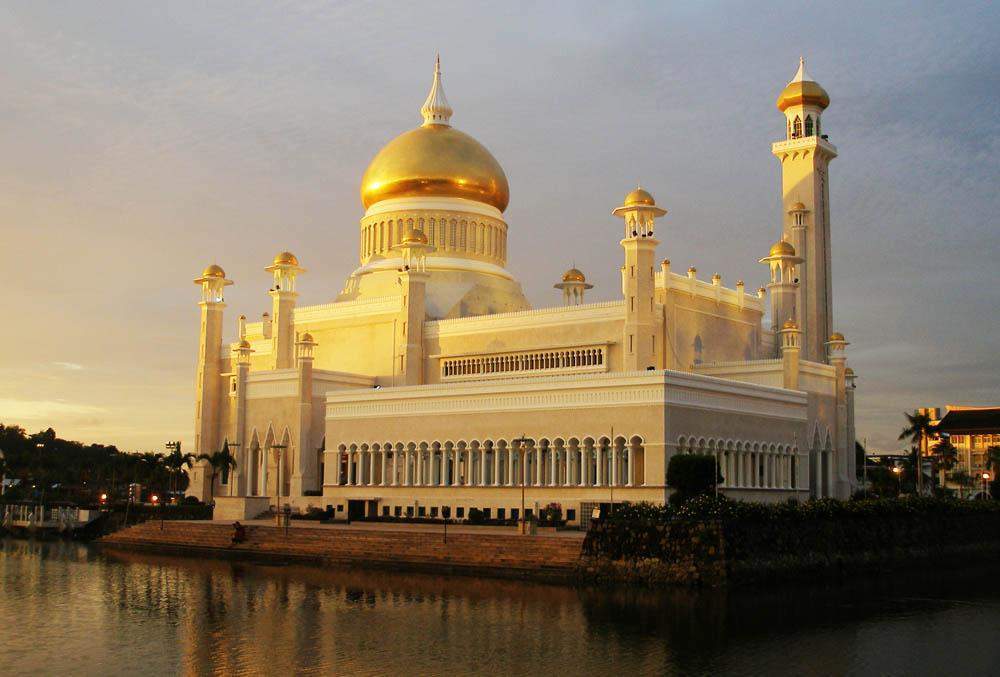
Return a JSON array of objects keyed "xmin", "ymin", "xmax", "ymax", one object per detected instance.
[
  {"xmin": 773, "ymin": 58, "xmax": 836, "ymax": 362},
  {"xmin": 613, "ymin": 187, "xmax": 665, "ymax": 371}
]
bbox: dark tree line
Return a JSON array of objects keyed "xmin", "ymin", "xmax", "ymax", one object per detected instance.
[{"xmin": 0, "ymin": 424, "xmax": 189, "ymax": 503}]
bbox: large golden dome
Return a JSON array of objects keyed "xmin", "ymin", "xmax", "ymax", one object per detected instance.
[
  {"xmin": 361, "ymin": 125, "xmax": 509, "ymax": 212},
  {"xmin": 360, "ymin": 57, "xmax": 509, "ymax": 213}
]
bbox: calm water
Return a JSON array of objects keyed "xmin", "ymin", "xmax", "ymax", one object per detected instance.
[{"xmin": 2, "ymin": 538, "xmax": 998, "ymax": 676}]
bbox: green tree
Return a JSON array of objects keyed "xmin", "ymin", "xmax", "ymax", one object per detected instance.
[
  {"xmin": 197, "ymin": 442, "xmax": 237, "ymax": 503},
  {"xmin": 948, "ymin": 469, "xmax": 973, "ymax": 499},
  {"xmin": 666, "ymin": 453, "xmax": 722, "ymax": 505},
  {"xmin": 986, "ymin": 446, "xmax": 1000, "ymax": 477},
  {"xmin": 930, "ymin": 439, "xmax": 959, "ymax": 487},
  {"xmin": 899, "ymin": 411, "xmax": 933, "ymax": 494}
]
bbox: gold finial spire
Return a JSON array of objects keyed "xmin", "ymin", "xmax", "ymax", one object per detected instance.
[{"xmin": 421, "ymin": 54, "xmax": 453, "ymax": 127}]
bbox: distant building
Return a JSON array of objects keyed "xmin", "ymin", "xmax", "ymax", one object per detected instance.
[
  {"xmin": 185, "ymin": 58, "xmax": 857, "ymax": 520},
  {"xmin": 931, "ymin": 406, "xmax": 1000, "ymax": 480}
]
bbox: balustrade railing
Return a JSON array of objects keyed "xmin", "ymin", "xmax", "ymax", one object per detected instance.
[{"xmin": 440, "ymin": 345, "xmax": 607, "ymax": 380}]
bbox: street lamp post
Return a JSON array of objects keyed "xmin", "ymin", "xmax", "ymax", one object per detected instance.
[
  {"xmin": 892, "ymin": 465, "xmax": 902, "ymax": 495},
  {"xmin": 982, "ymin": 472, "xmax": 991, "ymax": 499},
  {"xmin": 270, "ymin": 444, "xmax": 288, "ymax": 528},
  {"xmin": 512, "ymin": 435, "xmax": 530, "ymax": 535}
]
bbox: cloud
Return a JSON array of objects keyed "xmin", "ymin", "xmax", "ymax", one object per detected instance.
[
  {"xmin": 0, "ymin": 399, "xmax": 105, "ymax": 422},
  {"xmin": 52, "ymin": 362, "xmax": 85, "ymax": 371}
]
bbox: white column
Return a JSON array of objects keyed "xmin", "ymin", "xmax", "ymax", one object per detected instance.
[
  {"xmin": 627, "ymin": 444, "xmax": 635, "ymax": 487},
  {"xmin": 368, "ymin": 451, "xmax": 375, "ymax": 486},
  {"xmin": 345, "ymin": 452, "xmax": 352, "ymax": 487},
  {"xmin": 535, "ymin": 449, "xmax": 543, "ymax": 486},
  {"xmin": 549, "ymin": 449, "xmax": 557, "ymax": 487},
  {"xmin": 611, "ymin": 445, "xmax": 619, "ymax": 487},
  {"xmin": 404, "ymin": 450, "xmax": 411, "ymax": 486},
  {"xmin": 415, "ymin": 449, "xmax": 423, "ymax": 487},
  {"xmin": 493, "ymin": 447, "xmax": 500, "ymax": 486},
  {"xmin": 596, "ymin": 446, "xmax": 604, "ymax": 486},
  {"xmin": 507, "ymin": 448, "xmax": 514, "ymax": 486},
  {"xmin": 333, "ymin": 450, "xmax": 341, "ymax": 486},
  {"xmin": 380, "ymin": 450, "xmax": 387, "ymax": 486},
  {"xmin": 391, "ymin": 449, "xmax": 398, "ymax": 486}
]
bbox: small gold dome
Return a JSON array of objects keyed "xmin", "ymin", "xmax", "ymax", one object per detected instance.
[
  {"xmin": 777, "ymin": 79, "xmax": 829, "ymax": 112},
  {"xmin": 788, "ymin": 201, "xmax": 807, "ymax": 212},
  {"xmin": 845, "ymin": 367, "xmax": 855, "ymax": 376},
  {"xmin": 829, "ymin": 331, "xmax": 846, "ymax": 341},
  {"xmin": 300, "ymin": 332, "xmax": 315, "ymax": 343},
  {"xmin": 770, "ymin": 240, "xmax": 796, "ymax": 257},
  {"xmin": 623, "ymin": 187, "xmax": 656, "ymax": 207},
  {"xmin": 361, "ymin": 125, "xmax": 509, "ymax": 212},
  {"xmin": 202, "ymin": 264, "xmax": 225, "ymax": 278},
  {"xmin": 273, "ymin": 251, "xmax": 299, "ymax": 266},
  {"xmin": 401, "ymin": 227, "xmax": 429, "ymax": 245},
  {"xmin": 783, "ymin": 318, "xmax": 799, "ymax": 330},
  {"xmin": 562, "ymin": 268, "xmax": 586, "ymax": 283},
  {"xmin": 237, "ymin": 339, "xmax": 251, "ymax": 349}
]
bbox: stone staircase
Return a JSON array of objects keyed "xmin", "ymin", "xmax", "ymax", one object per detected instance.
[{"xmin": 100, "ymin": 521, "xmax": 584, "ymax": 580}]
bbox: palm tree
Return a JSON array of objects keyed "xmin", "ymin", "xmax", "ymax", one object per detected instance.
[
  {"xmin": 948, "ymin": 469, "xmax": 972, "ymax": 499},
  {"xmin": 899, "ymin": 411, "xmax": 933, "ymax": 494},
  {"xmin": 164, "ymin": 445, "xmax": 195, "ymax": 493},
  {"xmin": 930, "ymin": 439, "xmax": 959, "ymax": 487},
  {"xmin": 197, "ymin": 442, "xmax": 237, "ymax": 503}
]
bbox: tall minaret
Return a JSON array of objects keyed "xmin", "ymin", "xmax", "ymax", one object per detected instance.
[
  {"xmin": 613, "ymin": 187, "xmax": 665, "ymax": 371},
  {"xmin": 193, "ymin": 264, "xmax": 232, "ymax": 460},
  {"xmin": 773, "ymin": 58, "xmax": 836, "ymax": 362},
  {"xmin": 391, "ymin": 228, "xmax": 433, "ymax": 385},
  {"xmin": 265, "ymin": 251, "xmax": 304, "ymax": 370}
]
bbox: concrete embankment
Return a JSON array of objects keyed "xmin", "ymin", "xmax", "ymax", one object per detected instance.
[{"xmin": 98, "ymin": 521, "xmax": 585, "ymax": 582}]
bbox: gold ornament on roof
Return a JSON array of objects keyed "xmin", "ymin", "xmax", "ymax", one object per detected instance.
[
  {"xmin": 562, "ymin": 267, "xmax": 586, "ymax": 283},
  {"xmin": 401, "ymin": 227, "xmax": 429, "ymax": 245},
  {"xmin": 776, "ymin": 57, "xmax": 830, "ymax": 112},
  {"xmin": 273, "ymin": 251, "xmax": 299, "ymax": 266},
  {"xmin": 201, "ymin": 264, "xmax": 226, "ymax": 278},
  {"xmin": 783, "ymin": 318, "xmax": 799, "ymax": 330},
  {"xmin": 829, "ymin": 331, "xmax": 846, "ymax": 341},
  {"xmin": 769, "ymin": 240, "xmax": 796, "ymax": 257}
]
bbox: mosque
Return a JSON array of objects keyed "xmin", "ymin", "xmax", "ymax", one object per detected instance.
[{"xmin": 186, "ymin": 57, "xmax": 857, "ymax": 523}]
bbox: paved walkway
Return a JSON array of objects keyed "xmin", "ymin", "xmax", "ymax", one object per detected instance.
[{"xmin": 205, "ymin": 518, "xmax": 587, "ymax": 539}]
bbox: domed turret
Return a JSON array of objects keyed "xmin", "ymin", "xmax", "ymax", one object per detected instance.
[
  {"xmin": 201, "ymin": 264, "xmax": 226, "ymax": 278},
  {"xmin": 273, "ymin": 251, "xmax": 299, "ymax": 266},
  {"xmin": 776, "ymin": 57, "xmax": 830, "ymax": 112},
  {"xmin": 554, "ymin": 265, "xmax": 593, "ymax": 306}
]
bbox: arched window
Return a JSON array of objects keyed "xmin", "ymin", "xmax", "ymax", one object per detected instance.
[
  {"xmin": 792, "ymin": 116, "xmax": 802, "ymax": 139},
  {"xmin": 693, "ymin": 335, "xmax": 703, "ymax": 365},
  {"xmin": 804, "ymin": 115, "xmax": 814, "ymax": 137}
]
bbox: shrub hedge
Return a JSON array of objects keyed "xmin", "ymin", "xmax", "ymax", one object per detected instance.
[{"xmin": 585, "ymin": 495, "xmax": 1000, "ymax": 571}]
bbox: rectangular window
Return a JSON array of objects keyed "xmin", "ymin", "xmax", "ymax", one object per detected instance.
[
  {"xmin": 382, "ymin": 506, "xmax": 389, "ymax": 516},
  {"xmin": 497, "ymin": 508, "xmax": 506, "ymax": 520},
  {"xmin": 442, "ymin": 506, "xmax": 451, "ymax": 519},
  {"xmin": 394, "ymin": 506, "xmax": 401, "ymax": 517},
  {"xmin": 482, "ymin": 508, "xmax": 491, "ymax": 519},
  {"xmin": 629, "ymin": 335, "xmax": 634, "ymax": 353},
  {"xmin": 406, "ymin": 506, "xmax": 414, "ymax": 517},
  {"xmin": 430, "ymin": 507, "xmax": 439, "ymax": 518},
  {"xmin": 418, "ymin": 506, "xmax": 426, "ymax": 517},
  {"xmin": 456, "ymin": 507, "xmax": 465, "ymax": 518},
  {"xmin": 525, "ymin": 509, "xmax": 533, "ymax": 519},
  {"xmin": 511, "ymin": 508, "xmax": 519, "ymax": 520},
  {"xmin": 567, "ymin": 509, "xmax": 576, "ymax": 521}
]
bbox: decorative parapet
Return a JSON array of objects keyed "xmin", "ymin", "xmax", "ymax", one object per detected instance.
[
  {"xmin": 439, "ymin": 344, "xmax": 609, "ymax": 381},
  {"xmin": 425, "ymin": 300, "xmax": 624, "ymax": 338},
  {"xmin": 325, "ymin": 369, "xmax": 807, "ymax": 424},
  {"xmin": 655, "ymin": 271, "xmax": 764, "ymax": 312}
]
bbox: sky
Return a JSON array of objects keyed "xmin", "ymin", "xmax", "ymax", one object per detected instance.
[{"xmin": 1, "ymin": 1, "xmax": 997, "ymax": 454}]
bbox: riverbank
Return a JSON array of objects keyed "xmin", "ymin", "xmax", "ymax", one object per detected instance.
[{"xmin": 98, "ymin": 519, "xmax": 585, "ymax": 581}]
